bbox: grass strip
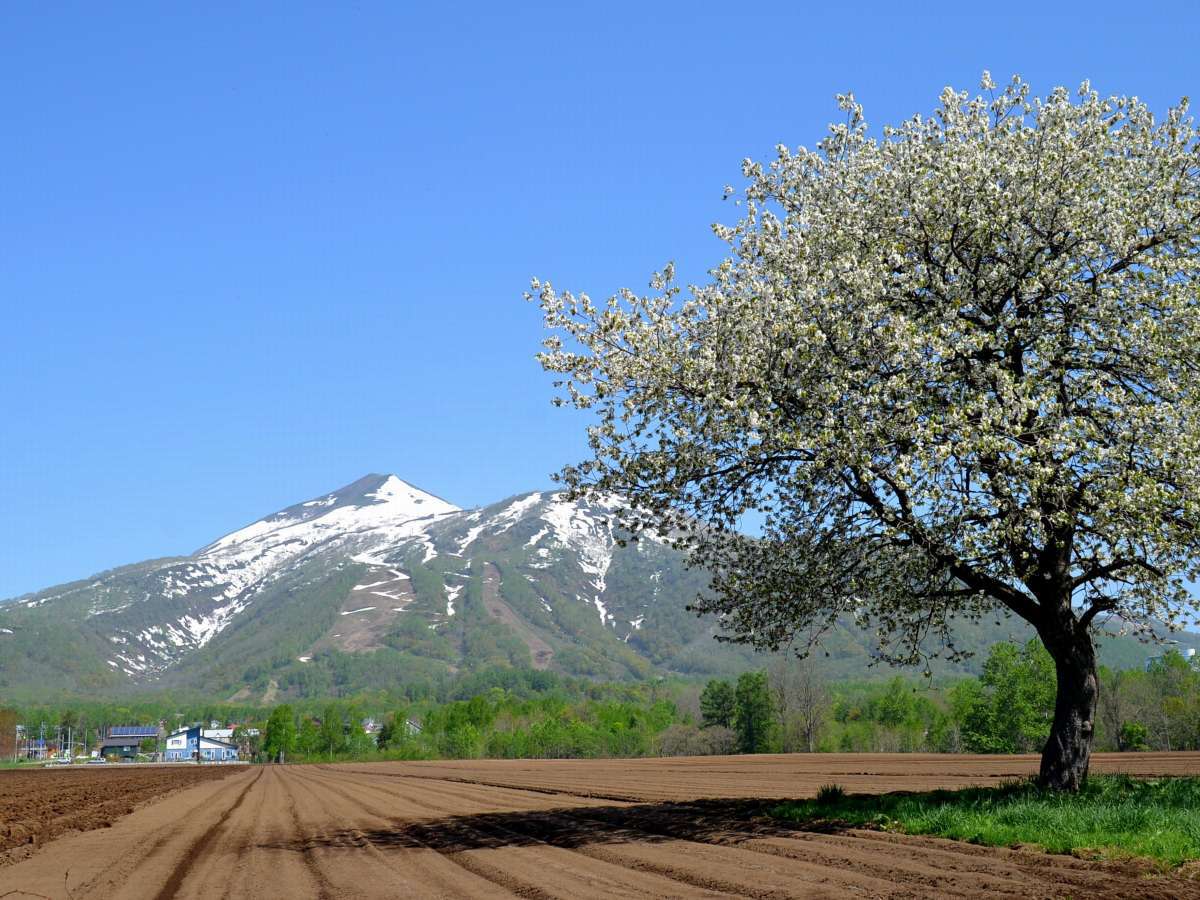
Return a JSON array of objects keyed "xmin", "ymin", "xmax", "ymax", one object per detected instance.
[{"xmin": 771, "ymin": 775, "xmax": 1200, "ymax": 867}]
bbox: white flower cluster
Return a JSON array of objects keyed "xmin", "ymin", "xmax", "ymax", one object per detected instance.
[{"xmin": 529, "ymin": 76, "xmax": 1200, "ymax": 667}]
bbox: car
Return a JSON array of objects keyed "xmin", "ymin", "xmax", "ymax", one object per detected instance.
[{"xmin": 86, "ymin": 757, "xmax": 108, "ymax": 765}]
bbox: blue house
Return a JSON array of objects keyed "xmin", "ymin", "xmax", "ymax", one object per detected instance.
[{"xmin": 164, "ymin": 726, "xmax": 239, "ymax": 762}]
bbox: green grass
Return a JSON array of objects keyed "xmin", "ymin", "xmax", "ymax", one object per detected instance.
[{"xmin": 772, "ymin": 775, "xmax": 1200, "ymax": 867}]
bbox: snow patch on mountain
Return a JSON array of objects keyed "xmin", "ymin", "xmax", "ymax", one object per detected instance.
[
  {"xmin": 177, "ymin": 596, "xmax": 249, "ymax": 647},
  {"xmin": 457, "ymin": 522, "xmax": 489, "ymax": 553},
  {"xmin": 170, "ymin": 476, "xmax": 459, "ymax": 645},
  {"xmin": 446, "ymin": 583, "xmax": 463, "ymax": 616},
  {"xmin": 540, "ymin": 496, "xmax": 618, "ymax": 591},
  {"xmin": 492, "ymin": 493, "xmax": 544, "ymax": 532},
  {"xmin": 0, "ymin": 473, "xmax": 683, "ymax": 686}
]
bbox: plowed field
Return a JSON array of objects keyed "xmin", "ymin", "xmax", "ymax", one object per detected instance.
[
  {"xmin": 0, "ymin": 765, "xmax": 238, "ymax": 866},
  {"xmin": 3, "ymin": 753, "xmax": 1200, "ymax": 898}
]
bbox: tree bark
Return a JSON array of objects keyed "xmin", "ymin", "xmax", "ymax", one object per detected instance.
[{"xmin": 1038, "ymin": 624, "xmax": 1099, "ymax": 791}]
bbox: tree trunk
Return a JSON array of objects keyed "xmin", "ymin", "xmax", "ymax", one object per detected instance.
[{"xmin": 1038, "ymin": 625, "xmax": 1099, "ymax": 791}]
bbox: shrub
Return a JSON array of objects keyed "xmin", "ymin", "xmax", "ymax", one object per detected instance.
[{"xmin": 816, "ymin": 783, "xmax": 846, "ymax": 806}]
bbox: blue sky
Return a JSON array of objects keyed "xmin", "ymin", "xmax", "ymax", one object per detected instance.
[{"xmin": 1, "ymin": 1, "xmax": 1197, "ymax": 598}]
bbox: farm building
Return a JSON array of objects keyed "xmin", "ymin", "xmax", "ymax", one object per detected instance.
[
  {"xmin": 164, "ymin": 726, "xmax": 239, "ymax": 762},
  {"xmin": 100, "ymin": 725, "xmax": 159, "ymax": 760},
  {"xmin": 98, "ymin": 737, "xmax": 142, "ymax": 760},
  {"xmin": 107, "ymin": 725, "xmax": 159, "ymax": 743}
]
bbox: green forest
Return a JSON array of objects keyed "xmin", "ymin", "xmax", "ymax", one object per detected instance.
[{"xmin": 9, "ymin": 643, "xmax": 1200, "ymax": 763}]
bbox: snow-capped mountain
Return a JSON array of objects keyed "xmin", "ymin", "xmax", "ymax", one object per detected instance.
[
  {"xmin": 3, "ymin": 473, "xmax": 1191, "ymax": 699},
  {"xmin": 0, "ymin": 474, "xmax": 727, "ymax": 696}
]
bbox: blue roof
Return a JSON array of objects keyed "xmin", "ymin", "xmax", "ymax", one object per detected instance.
[{"xmin": 109, "ymin": 725, "xmax": 158, "ymax": 737}]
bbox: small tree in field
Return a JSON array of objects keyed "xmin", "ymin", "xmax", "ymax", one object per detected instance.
[
  {"xmin": 955, "ymin": 640, "xmax": 1055, "ymax": 753},
  {"xmin": 734, "ymin": 672, "xmax": 776, "ymax": 753},
  {"xmin": 769, "ymin": 655, "xmax": 830, "ymax": 752},
  {"xmin": 700, "ymin": 678, "xmax": 736, "ymax": 728},
  {"xmin": 532, "ymin": 75, "xmax": 1200, "ymax": 790},
  {"xmin": 263, "ymin": 705, "xmax": 296, "ymax": 763}
]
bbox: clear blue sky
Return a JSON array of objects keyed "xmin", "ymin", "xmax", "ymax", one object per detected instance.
[{"xmin": 1, "ymin": 1, "xmax": 1196, "ymax": 598}]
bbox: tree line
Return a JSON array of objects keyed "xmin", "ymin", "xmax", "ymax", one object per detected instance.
[
  {"xmin": 688, "ymin": 643, "xmax": 1200, "ymax": 756},
  {"xmin": 11, "ymin": 643, "xmax": 1200, "ymax": 763},
  {"xmin": 254, "ymin": 643, "xmax": 1200, "ymax": 762}
]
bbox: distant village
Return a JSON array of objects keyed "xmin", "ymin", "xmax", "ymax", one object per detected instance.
[
  {"xmin": 11, "ymin": 720, "xmax": 252, "ymax": 764},
  {"xmin": 5, "ymin": 715, "xmax": 405, "ymax": 765}
]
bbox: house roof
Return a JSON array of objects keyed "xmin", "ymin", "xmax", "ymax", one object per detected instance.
[{"xmin": 109, "ymin": 725, "xmax": 158, "ymax": 738}]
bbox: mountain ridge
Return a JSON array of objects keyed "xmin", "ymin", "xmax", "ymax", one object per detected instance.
[{"xmin": 1, "ymin": 473, "xmax": 1195, "ymax": 700}]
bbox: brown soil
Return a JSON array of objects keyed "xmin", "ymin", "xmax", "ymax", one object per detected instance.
[
  {"xmin": 359, "ymin": 750, "xmax": 1200, "ymax": 802},
  {"xmin": 3, "ymin": 754, "xmax": 1199, "ymax": 898},
  {"xmin": 0, "ymin": 765, "xmax": 238, "ymax": 867}
]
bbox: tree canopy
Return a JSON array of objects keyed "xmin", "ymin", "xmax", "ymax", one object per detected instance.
[
  {"xmin": 953, "ymin": 639, "xmax": 1055, "ymax": 753},
  {"xmin": 533, "ymin": 75, "xmax": 1200, "ymax": 789},
  {"xmin": 733, "ymin": 671, "xmax": 776, "ymax": 753},
  {"xmin": 263, "ymin": 704, "xmax": 297, "ymax": 762},
  {"xmin": 700, "ymin": 678, "xmax": 736, "ymax": 729}
]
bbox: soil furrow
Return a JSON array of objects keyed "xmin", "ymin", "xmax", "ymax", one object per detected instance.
[
  {"xmin": 5, "ymin": 755, "xmax": 1200, "ymax": 898},
  {"xmin": 309, "ymin": 768, "xmax": 936, "ymax": 897},
  {"xmin": 309, "ymin": 765, "xmax": 604, "ymax": 816},
  {"xmin": 150, "ymin": 767, "xmax": 263, "ymax": 900},
  {"xmin": 333, "ymin": 765, "xmax": 646, "ymax": 804},
  {"xmin": 293, "ymin": 767, "xmax": 726, "ymax": 898},
  {"xmin": 284, "ymin": 764, "xmax": 518, "ymax": 897}
]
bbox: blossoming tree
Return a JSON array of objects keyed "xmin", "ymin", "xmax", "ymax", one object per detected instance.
[{"xmin": 531, "ymin": 76, "xmax": 1200, "ymax": 790}]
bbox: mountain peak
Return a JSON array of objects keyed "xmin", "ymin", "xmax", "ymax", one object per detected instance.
[
  {"xmin": 199, "ymin": 474, "xmax": 459, "ymax": 556},
  {"xmin": 359, "ymin": 474, "xmax": 457, "ymax": 511}
]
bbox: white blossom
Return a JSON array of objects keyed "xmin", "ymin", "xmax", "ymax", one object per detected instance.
[{"xmin": 529, "ymin": 77, "xmax": 1200, "ymax": 676}]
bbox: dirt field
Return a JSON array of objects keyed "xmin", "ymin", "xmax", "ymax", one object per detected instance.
[
  {"xmin": 358, "ymin": 750, "xmax": 1200, "ymax": 801},
  {"xmin": 0, "ymin": 765, "xmax": 238, "ymax": 866},
  {"xmin": 3, "ymin": 753, "xmax": 1200, "ymax": 898}
]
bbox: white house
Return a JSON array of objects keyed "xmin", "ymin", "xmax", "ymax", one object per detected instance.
[{"xmin": 164, "ymin": 726, "xmax": 239, "ymax": 762}]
